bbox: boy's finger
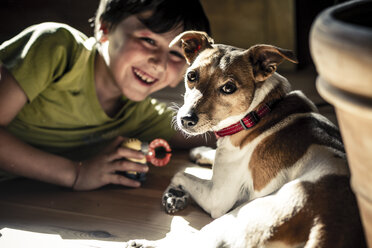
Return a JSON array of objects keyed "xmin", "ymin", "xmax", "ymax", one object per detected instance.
[
  {"xmin": 117, "ymin": 146, "xmax": 145, "ymax": 159},
  {"xmin": 108, "ymin": 147, "xmax": 145, "ymax": 162},
  {"xmin": 111, "ymin": 160, "xmax": 149, "ymax": 173},
  {"xmin": 106, "ymin": 141, "xmax": 145, "ymax": 161},
  {"xmin": 108, "ymin": 174, "xmax": 141, "ymax": 188}
]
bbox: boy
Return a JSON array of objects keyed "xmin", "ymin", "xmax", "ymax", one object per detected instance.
[{"xmin": 0, "ymin": 0, "xmax": 210, "ymax": 190}]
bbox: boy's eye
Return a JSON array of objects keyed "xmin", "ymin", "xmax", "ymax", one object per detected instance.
[
  {"xmin": 141, "ymin": 37, "xmax": 156, "ymax": 46},
  {"xmin": 169, "ymin": 51, "xmax": 185, "ymax": 62}
]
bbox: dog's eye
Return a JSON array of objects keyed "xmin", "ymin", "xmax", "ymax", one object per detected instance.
[
  {"xmin": 220, "ymin": 82, "xmax": 237, "ymax": 94},
  {"xmin": 187, "ymin": 71, "xmax": 198, "ymax": 82}
]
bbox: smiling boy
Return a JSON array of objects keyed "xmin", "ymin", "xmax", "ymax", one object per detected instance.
[{"xmin": 0, "ymin": 0, "xmax": 210, "ymax": 190}]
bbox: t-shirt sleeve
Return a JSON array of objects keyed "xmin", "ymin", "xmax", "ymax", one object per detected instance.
[
  {"xmin": 0, "ymin": 23, "xmax": 79, "ymax": 102},
  {"xmin": 132, "ymin": 98, "xmax": 177, "ymax": 142}
]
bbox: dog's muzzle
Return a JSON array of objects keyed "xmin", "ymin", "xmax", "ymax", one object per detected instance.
[{"xmin": 180, "ymin": 112, "xmax": 199, "ymax": 129}]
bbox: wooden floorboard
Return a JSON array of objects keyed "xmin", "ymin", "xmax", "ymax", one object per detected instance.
[{"xmin": 0, "ymin": 151, "xmax": 213, "ymax": 246}]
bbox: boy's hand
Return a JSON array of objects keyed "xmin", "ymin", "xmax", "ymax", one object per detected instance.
[{"xmin": 72, "ymin": 136, "xmax": 148, "ymax": 191}]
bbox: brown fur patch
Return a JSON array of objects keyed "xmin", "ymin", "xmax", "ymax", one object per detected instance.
[
  {"xmin": 248, "ymin": 114, "xmax": 344, "ymax": 192},
  {"xmin": 227, "ymin": 90, "xmax": 344, "ymax": 191},
  {"xmin": 248, "ymin": 45, "xmax": 298, "ymax": 82},
  {"xmin": 268, "ymin": 208, "xmax": 313, "ymax": 246},
  {"xmin": 230, "ymin": 93, "xmax": 315, "ymax": 148},
  {"xmin": 268, "ymin": 175, "xmax": 366, "ymax": 247}
]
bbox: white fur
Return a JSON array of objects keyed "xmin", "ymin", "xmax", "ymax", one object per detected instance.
[
  {"xmin": 171, "ymin": 111, "xmax": 347, "ymax": 219},
  {"xmin": 190, "ymin": 146, "xmax": 215, "ymax": 165},
  {"xmin": 247, "ymin": 73, "xmax": 289, "ymax": 112},
  {"xmin": 177, "ymin": 88, "xmax": 203, "ymax": 132}
]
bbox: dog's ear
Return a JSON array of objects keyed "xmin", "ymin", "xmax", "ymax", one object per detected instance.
[
  {"xmin": 169, "ymin": 31, "xmax": 214, "ymax": 64},
  {"xmin": 247, "ymin": 45, "xmax": 298, "ymax": 82}
]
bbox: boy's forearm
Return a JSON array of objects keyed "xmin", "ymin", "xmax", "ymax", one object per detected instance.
[{"xmin": 0, "ymin": 127, "xmax": 77, "ymax": 188}]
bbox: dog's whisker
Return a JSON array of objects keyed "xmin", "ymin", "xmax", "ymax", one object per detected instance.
[
  {"xmin": 168, "ymin": 102, "xmax": 181, "ymax": 113},
  {"xmin": 171, "ymin": 117, "xmax": 181, "ymax": 131},
  {"xmin": 204, "ymin": 132, "xmax": 213, "ymax": 142}
]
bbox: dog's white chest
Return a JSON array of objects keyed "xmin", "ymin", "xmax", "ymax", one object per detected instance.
[
  {"xmin": 213, "ymin": 137, "xmax": 257, "ymax": 201},
  {"xmin": 214, "ymin": 134, "xmax": 290, "ymax": 203}
]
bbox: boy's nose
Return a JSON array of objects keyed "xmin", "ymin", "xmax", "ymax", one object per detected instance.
[{"xmin": 149, "ymin": 51, "xmax": 167, "ymax": 72}]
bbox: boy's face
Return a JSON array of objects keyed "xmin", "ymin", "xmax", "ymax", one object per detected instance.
[{"xmin": 103, "ymin": 12, "xmax": 187, "ymax": 101}]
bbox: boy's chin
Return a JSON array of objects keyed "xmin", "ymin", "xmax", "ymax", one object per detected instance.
[
  {"xmin": 123, "ymin": 89, "xmax": 149, "ymax": 102},
  {"xmin": 126, "ymin": 94, "xmax": 147, "ymax": 102}
]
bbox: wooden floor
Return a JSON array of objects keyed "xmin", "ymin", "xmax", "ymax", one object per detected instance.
[{"xmin": 0, "ymin": 151, "xmax": 213, "ymax": 247}]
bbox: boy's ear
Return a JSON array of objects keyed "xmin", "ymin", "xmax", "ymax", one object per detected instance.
[
  {"xmin": 169, "ymin": 31, "xmax": 214, "ymax": 64},
  {"xmin": 246, "ymin": 45, "xmax": 298, "ymax": 82},
  {"xmin": 99, "ymin": 22, "xmax": 109, "ymax": 43}
]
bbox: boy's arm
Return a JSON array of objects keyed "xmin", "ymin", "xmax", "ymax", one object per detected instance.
[
  {"xmin": 0, "ymin": 65, "xmax": 77, "ymax": 187},
  {"xmin": 0, "ymin": 65, "xmax": 147, "ymax": 189}
]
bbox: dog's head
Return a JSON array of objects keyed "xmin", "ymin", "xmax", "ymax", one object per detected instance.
[{"xmin": 171, "ymin": 31, "xmax": 297, "ymax": 135}]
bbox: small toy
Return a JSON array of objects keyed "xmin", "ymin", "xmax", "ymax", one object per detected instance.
[{"xmin": 120, "ymin": 138, "xmax": 172, "ymax": 181}]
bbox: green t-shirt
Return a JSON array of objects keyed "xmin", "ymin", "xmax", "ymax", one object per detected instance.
[{"xmin": 0, "ymin": 22, "xmax": 176, "ymax": 160}]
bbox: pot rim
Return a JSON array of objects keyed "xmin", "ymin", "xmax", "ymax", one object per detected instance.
[
  {"xmin": 316, "ymin": 76, "xmax": 372, "ymax": 118},
  {"xmin": 312, "ymin": 0, "xmax": 372, "ymax": 47}
]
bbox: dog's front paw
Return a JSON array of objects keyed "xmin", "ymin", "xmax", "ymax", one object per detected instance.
[
  {"xmin": 162, "ymin": 185, "xmax": 189, "ymax": 214},
  {"xmin": 190, "ymin": 146, "xmax": 215, "ymax": 166},
  {"xmin": 126, "ymin": 239, "xmax": 156, "ymax": 248}
]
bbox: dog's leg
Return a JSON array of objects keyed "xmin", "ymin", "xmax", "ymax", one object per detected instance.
[
  {"xmin": 161, "ymin": 147, "xmax": 215, "ymax": 214},
  {"xmin": 162, "ymin": 172, "xmax": 209, "ymax": 214},
  {"xmin": 162, "ymin": 147, "xmax": 217, "ymax": 215},
  {"xmin": 129, "ymin": 180, "xmax": 309, "ymax": 248},
  {"xmin": 164, "ymin": 141, "xmax": 247, "ymax": 218},
  {"xmin": 189, "ymin": 146, "xmax": 216, "ymax": 166},
  {"xmin": 163, "ymin": 164, "xmax": 244, "ymax": 218},
  {"xmin": 126, "ymin": 239, "xmax": 158, "ymax": 248},
  {"xmin": 155, "ymin": 178, "xmax": 320, "ymax": 247},
  {"xmin": 162, "ymin": 184, "xmax": 191, "ymax": 214}
]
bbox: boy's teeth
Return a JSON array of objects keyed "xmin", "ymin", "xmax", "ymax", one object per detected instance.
[{"xmin": 134, "ymin": 68, "xmax": 155, "ymax": 84}]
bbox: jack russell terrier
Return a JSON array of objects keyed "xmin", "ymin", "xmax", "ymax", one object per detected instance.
[{"xmin": 127, "ymin": 31, "xmax": 366, "ymax": 248}]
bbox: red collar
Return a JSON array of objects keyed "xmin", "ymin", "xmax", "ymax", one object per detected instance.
[{"xmin": 214, "ymin": 100, "xmax": 278, "ymax": 138}]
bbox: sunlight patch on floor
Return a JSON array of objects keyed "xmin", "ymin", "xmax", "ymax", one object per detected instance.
[
  {"xmin": 184, "ymin": 167, "xmax": 212, "ymax": 180},
  {"xmin": 0, "ymin": 228, "xmax": 124, "ymax": 248}
]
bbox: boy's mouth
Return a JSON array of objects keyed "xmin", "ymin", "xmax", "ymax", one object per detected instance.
[{"xmin": 133, "ymin": 67, "xmax": 157, "ymax": 86}]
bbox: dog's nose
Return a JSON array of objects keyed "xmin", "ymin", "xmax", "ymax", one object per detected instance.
[{"xmin": 181, "ymin": 112, "xmax": 199, "ymax": 127}]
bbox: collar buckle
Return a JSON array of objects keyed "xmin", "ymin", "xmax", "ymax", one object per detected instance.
[{"xmin": 239, "ymin": 119, "xmax": 249, "ymax": 130}]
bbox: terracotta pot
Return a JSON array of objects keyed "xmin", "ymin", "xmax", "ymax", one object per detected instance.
[{"xmin": 310, "ymin": 0, "xmax": 372, "ymax": 246}]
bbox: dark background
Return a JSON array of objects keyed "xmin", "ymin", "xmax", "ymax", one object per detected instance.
[{"xmin": 0, "ymin": 0, "xmax": 349, "ymax": 69}]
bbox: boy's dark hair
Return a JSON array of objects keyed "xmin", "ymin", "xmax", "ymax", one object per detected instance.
[{"xmin": 94, "ymin": 0, "xmax": 210, "ymax": 39}]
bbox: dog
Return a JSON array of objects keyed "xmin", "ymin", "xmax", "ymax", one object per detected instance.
[{"xmin": 127, "ymin": 31, "xmax": 366, "ymax": 248}]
